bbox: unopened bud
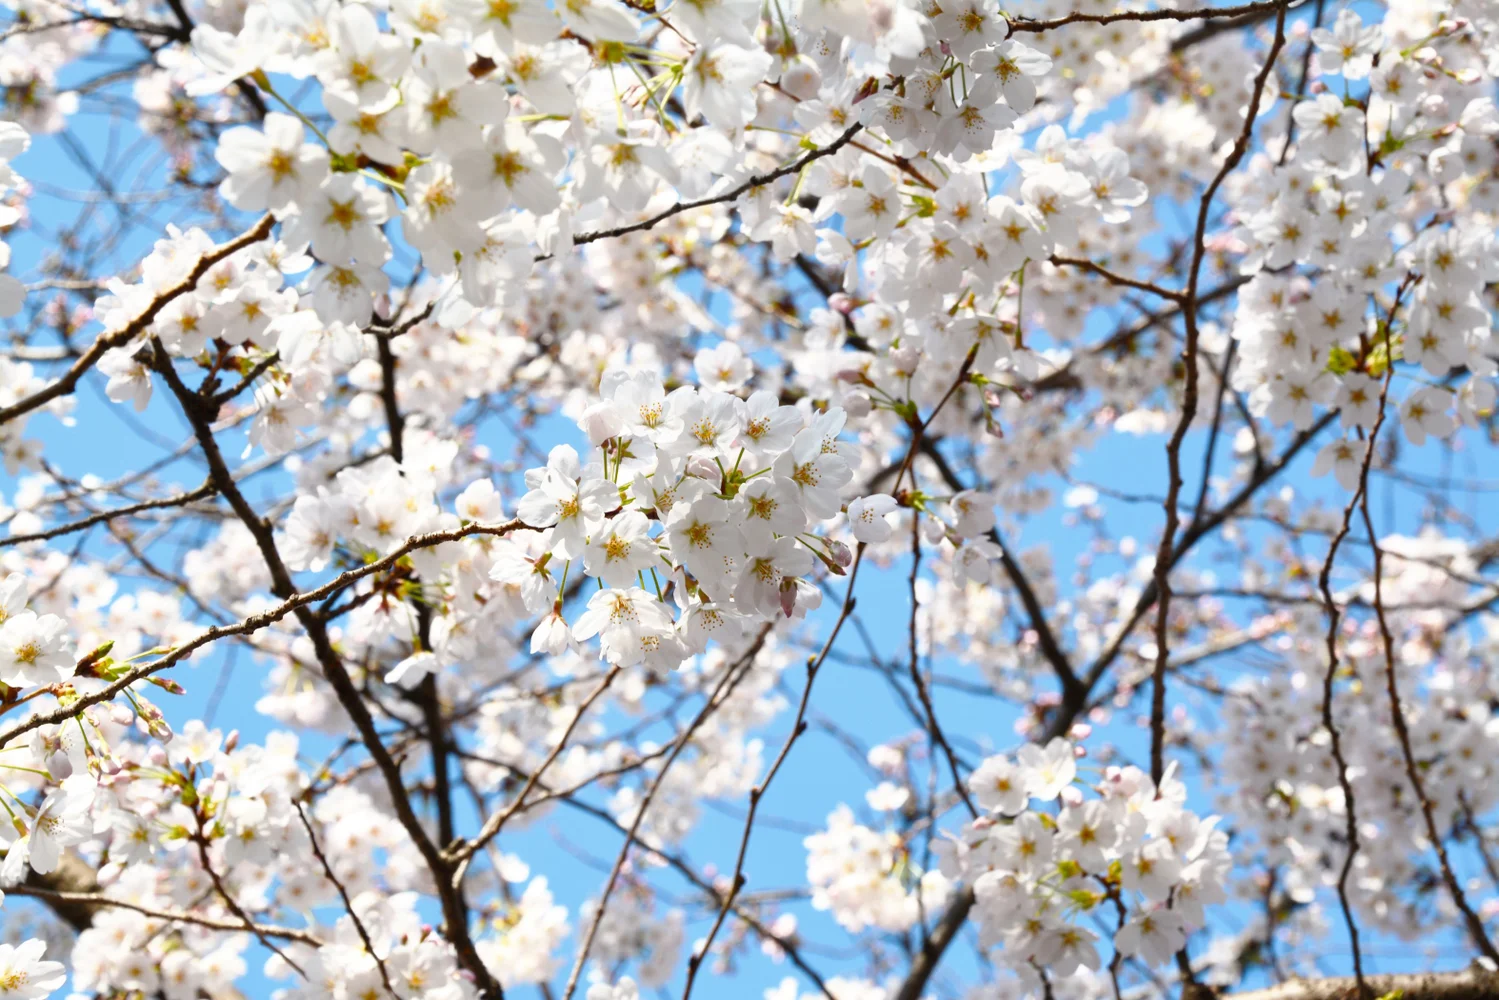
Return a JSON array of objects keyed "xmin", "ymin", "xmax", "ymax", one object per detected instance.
[
  {"xmin": 46, "ymin": 751, "xmax": 72, "ymax": 781},
  {"xmin": 684, "ymin": 455, "xmax": 720, "ymax": 483},
  {"xmin": 841, "ymin": 390, "xmax": 872, "ymax": 420},
  {"xmin": 579, "ymin": 401, "xmax": 625, "ymax": 446},
  {"xmin": 224, "ymin": 729, "xmax": 240, "ymax": 753},
  {"xmin": 147, "ymin": 676, "xmax": 185, "ymax": 695},
  {"xmin": 779, "ymin": 576, "xmax": 798, "ymax": 618},
  {"xmin": 920, "ymin": 516, "xmax": 946, "ymax": 544},
  {"xmin": 75, "ymin": 640, "xmax": 114, "ymax": 674},
  {"xmin": 827, "ymin": 539, "xmax": 853, "ymax": 568},
  {"xmin": 147, "ymin": 744, "xmax": 169, "ymax": 766}
]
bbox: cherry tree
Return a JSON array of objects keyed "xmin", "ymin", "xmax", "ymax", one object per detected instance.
[{"xmin": 0, "ymin": 0, "xmax": 1494, "ymax": 997}]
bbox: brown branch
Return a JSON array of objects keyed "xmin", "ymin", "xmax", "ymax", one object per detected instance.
[
  {"xmin": 0, "ymin": 516, "xmax": 528, "ymax": 752},
  {"xmin": 0, "ymin": 481, "xmax": 216, "ymax": 548},
  {"xmin": 1312, "ymin": 281, "xmax": 1410, "ymax": 998},
  {"xmin": 559, "ymin": 642, "xmax": 766, "ymax": 1000},
  {"xmin": 903, "ymin": 520, "xmax": 979, "ymax": 820},
  {"xmin": 1049, "ymin": 255, "xmax": 1183, "ymax": 302},
  {"xmin": 547, "ymin": 123, "xmax": 863, "ymax": 259},
  {"xmin": 456, "ymin": 737, "xmax": 834, "ymax": 998},
  {"xmin": 147, "ymin": 341, "xmax": 504, "ymax": 998},
  {"xmin": 9, "ymin": 883, "xmax": 322, "ymax": 944},
  {"xmin": 0, "ymin": 214, "xmax": 273, "ymax": 428},
  {"xmin": 293, "ymin": 800, "xmax": 397, "ymax": 997},
  {"xmin": 450, "ymin": 664, "xmax": 624, "ymax": 868},
  {"xmin": 1230, "ymin": 967, "xmax": 1499, "ymax": 1000},
  {"xmin": 1009, "ymin": 0, "xmax": 1290, "ymax": 33},
  {"xmin": 681, "ymin": 552, "xmax": 867, "ymax": 1000},
  {"xmin": 1361, "ymin": 404, "xmax": 1499, "ymax": 963},
  {"xmin": 194, "ymin": 824, "xmax": 308, "ymax": 976},
  {"xmin": 1149, "ymin": 0, "xmax": 1288, "ymax": 785}
]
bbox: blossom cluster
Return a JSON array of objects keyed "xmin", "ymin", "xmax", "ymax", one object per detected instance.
[{"xmin": 951, "ymin": 742, "xmax": 1231, "ymax": 985}]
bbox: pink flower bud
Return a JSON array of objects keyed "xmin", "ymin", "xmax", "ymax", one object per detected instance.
[
  {"xmin": 685, "ymin": 455, "xmax": 721, "ymax": 483},
  {"xmin": 779, "ymin": 576, "xmax": 798, "ymax": 618}
]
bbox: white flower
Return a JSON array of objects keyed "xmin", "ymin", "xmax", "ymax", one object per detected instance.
[
  {"xmin": 583, "ymin": 510, "xmax": 658, "ymax": 589},
  {"xmin": 451, "ymin": 123, "xmax": 565, "ymax": 218},
  {"xmin": 318, "ymin": 2, "xmax": 410, "ymax": 112},
  {"xmin": 0, "ymin": 574, "xmax": 27, "ymax": 626},
  {"xmin": 283, "ymin": 174, "xmax": 391, "ymax": 265},
  {"xmin": 572, "ymin": 587, "xmax": 681, "ymax": 668},
  {"xmin": 1017, "ymin": 738, "xmax": 1075, "ymax": 801},
  {"xmin": 773, "ymin": 424, "xmax": 852, "ymax": 522},
  {"xmin": 1311, "ymin": 9, "xmax": 1382, "ymax": 80},
  {"xmin": 665, "ymin": 497, "xmax": 744, "ymax": 598},
  {"xmin": 846, "ymin": 494, "xmax": 898, "ymax": 544},
  {"xmin": 456, "ymin": 480, "xmax": 505, "ymax": 523},
  {"xmin": 968, "ymin": 754, "xmax": 1028, "ymax": 814},
  {"xmin": 168, "ymin": 719, "xmax": 223, "ymax": 766},
  {"xmin": 736, "ymin": 537, "xmax": 814, "ymax": 618},
  {"xmin": 694, "ymin": 342, "xmax": 753, "ymax": 392},
  {"xmin": 751, "ymin": 204, "xmax": 817, "ymax": 262},
  {"xmin": 972, "ymin": 40, "xmax": 1051, "ymax": 113},
  {"xmin": 0, "ymin": 938, "xmax": 66, "ymax": 999},
  {"xmin": 1401, "ymin": 387, "xmax": 1455, "ymax": 446},
  {"xmin": 736, "ymin": 392, "xmax": 801, "ymax": 458},
  {"xmin": 385, "ymin": 650, "xmax": 439, "ymax": 688},
  {"xmin": 681, "ymin": 42, "xmax": 772, "ymax": 130},
  {"xmin": 865, "ymin": 782, "xmax": 910, "ymax": 812},
  {"xmin": 24, "ymin": 779, "xmax": 94, "ymax": 875},
  {"xmin": 588, "ymin": 978, "xmax": 640, "ymax": 1000},
  {"xmin": 1311, "ymin": 436, "xmax": 1365, "ymax": 491},
  {"xmin": 1121, "ymin": 838, "xmax": 1181, "ymax": 901},
  {"xmin": 215, "ymin": 112, "xmax": 329, "ymax": 216},
  {"xmin": 1114, "ymin": 907, "xmax": 1186, "ymax": 966},
  {"xmin": 739, "ymin": 477, "xmax": 807, "ymax": 551},
  {"xmin": 948, "ymin": 489, "xmax": 996, "ymax": 538},
  {"xmin": 556, "ymin": 0, "xmax": 637, "ymax": 39},
  {"xmin": 98, "ymin": 347, "xmax": 152, "ymax": 412},
  {"xmin": 516, "ymin": 448, "xmax": 618, "ymax": 560},
  {"xmin": 0, "ymin": 611, "xmax": 71, "ymax": 689}
]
